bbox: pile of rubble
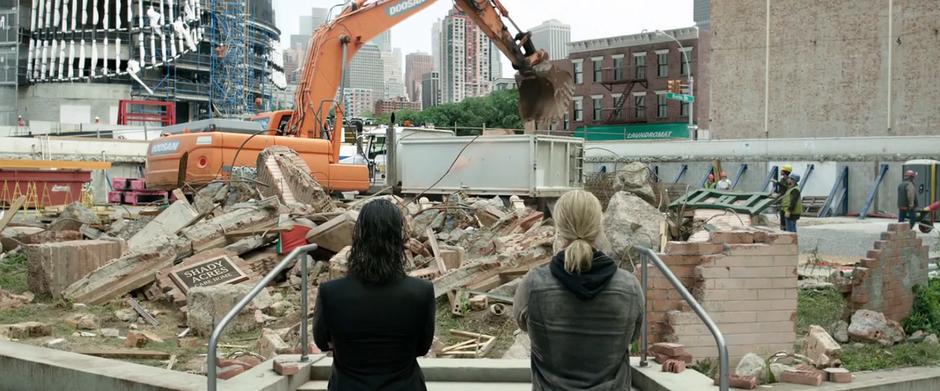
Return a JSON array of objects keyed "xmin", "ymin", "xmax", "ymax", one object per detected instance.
[{"xmin": 0, "ymin": 145, "xmax": 562, "ymax": 377}]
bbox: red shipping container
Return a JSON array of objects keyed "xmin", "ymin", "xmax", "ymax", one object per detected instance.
[{"xmin": 0, "ymin": 169, "xmax": 91, "ymax": 208}]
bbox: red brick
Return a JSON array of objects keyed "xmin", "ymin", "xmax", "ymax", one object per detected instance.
[
  {"xmin": 217, "ymin": 365, "xmax": 245, "ymax": 379},
  {"xmin": 725, "ymin": 375, "xmax": 758, "ymax": 389},
  {"xmin": 765, "ymin": 232, "xmax": 798, "ymax": 245},
  {"xmin": 725, "ymin": 243, "xmax": 797, "ymax": 256},
  {"xmin": 273, "ymin": 360, "xmax": 299, "ymax": 376},
  {"xmin": 123, "ymin": 331, "xmax": 150, "ymax": 348},
  {"xmin": 866, "ymin": 249, "xmax": 883, "ymax": 259},
  {"xmin": 881, "ymin": 231, "xmax": 898, "ymax": 241},
  {"xmin": 780, "ymin": 369, "xmax": 824, "ymax": 386},
  {"xmin": 236, "ymin": 356, "xmax": 263, "ymax": 368},
  {"xmin": 888, "ymin": 223, "xmax": 910, "ymax": 232}
]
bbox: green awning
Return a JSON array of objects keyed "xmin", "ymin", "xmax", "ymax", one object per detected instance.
[{"xmin": 574, "ymin": 122, "xmax": 691, "ymax": 141}]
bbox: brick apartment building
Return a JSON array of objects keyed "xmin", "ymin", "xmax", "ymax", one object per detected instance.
[
  {"xmin": 555, "ymin": 27, "xmax": 699, "ymax": 140},
  {"xmin": 374, "ymin": 97, "xmax": 422, "ymax": 115}
]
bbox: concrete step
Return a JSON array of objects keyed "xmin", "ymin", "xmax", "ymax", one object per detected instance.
[{"xmin": 297, "ymin": 381, "xmax": 639, "ymax": 391}]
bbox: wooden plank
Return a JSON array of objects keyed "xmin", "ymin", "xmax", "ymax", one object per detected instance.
[
  {"xmin": 0, "ymin": 159, "xmax": 112, "ymax": 170},
  {"xmin": 0, "ymin": 196, "xmax": 26, "ymax": 232},
  {"xmin": 126, "ymin": 297, "xmax": 160, "ymax": 326},
  {"xmin": 171, "ymin": 189, "xmax": 187, "ymax": 203},
  {"xmin": 165, "ymin": 354, "xmax": 177, "ymax": 370},
  {"xmin": 426, "ymin": 228, "xmax": 447, "ymax": 273},
  {"xmin": 75, "ymin": 349, "xmax": 171, "ymax": 359}
]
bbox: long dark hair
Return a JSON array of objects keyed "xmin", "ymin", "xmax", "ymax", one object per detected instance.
[{"xmin": 347, "ymin": 199, "xmax": 406, "ymax": 284}]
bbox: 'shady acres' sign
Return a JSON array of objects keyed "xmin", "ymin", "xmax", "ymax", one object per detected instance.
[{"xmin": 169, "ymin": 255, "xmax": 249, "ymax": 293}]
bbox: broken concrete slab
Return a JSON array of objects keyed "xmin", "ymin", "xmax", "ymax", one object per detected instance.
[
  {"xmin": 256, "ymin": 328, "xmax": 290, "ymax": 359},
  {"xmin": 65, "ymin": 314, "xmax": 98, "ymax": 330},
  {"xmin": 257, "ymin": 146, "xmax": 335, "ymax": 213},
  {"xmin": 305, "ymin": 210, "xmax": 358, "ymax": 253},
  {"xmin": 326, "ymin": 246, "xmax": 351, "ymax": 281},
  {"xmin": 25, "ymin": 239, "xmax": 124, "ymax": 299},
  {"xmin": 50, "ymin": 203, "xmax": 100, "ymax": 231},
  {"xmin": 804, "ymin": 325, "xmax": 842, "ymax": 368},
  {"xmin": 602, "ymin": 191, "xmax": 665, "ymax": 259},
  {"xmin": 126, "ymin": 199, "xmax": 199, "ymax": 254},
  {"xmin": 63, "ymin": 198, "xmax": 279, "ymax": 304},
  {"xmin": 612, "ymin": 162, "xmax": 656, "ymax": 205},
  {"xmin": 187, "ymin": 284, "xmax": 272, "ymax": 336}
]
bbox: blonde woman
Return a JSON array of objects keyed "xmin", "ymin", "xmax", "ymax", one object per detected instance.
[{"xmin": 514, "ymin": 190, "xmax": 644, "ymax": 390}]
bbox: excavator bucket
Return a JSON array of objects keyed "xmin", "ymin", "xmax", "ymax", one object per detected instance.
[{"xmin": 516, "ymin": 62, "xmax": 574, "ymax": 124}]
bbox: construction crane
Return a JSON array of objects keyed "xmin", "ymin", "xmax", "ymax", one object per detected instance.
[{"xmin": 144, "ymin": 0, "xmax": 573, "ymax": 192}]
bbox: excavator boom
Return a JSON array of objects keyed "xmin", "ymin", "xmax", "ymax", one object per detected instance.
[{"xmin": 286, "ymin": 0, "xmax": 574, "ymax": 161}]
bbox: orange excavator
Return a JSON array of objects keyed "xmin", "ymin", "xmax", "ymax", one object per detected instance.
[{"xmin": 144, "ymin": 0, "xmax": 572, "ymax": 192}]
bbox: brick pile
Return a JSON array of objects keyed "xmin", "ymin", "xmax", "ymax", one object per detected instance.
[
  {"xmin": 848, "ymin": 223, "xmax": 928, "ymax": 322},
  {"xmin": 640, "ymin": 228, "xmax": 798, "ymax": 364}
]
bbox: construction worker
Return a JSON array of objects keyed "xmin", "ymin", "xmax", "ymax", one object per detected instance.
[
  {"xmin": 716, "ymin": 171, "xmax": 733, "ymax": 190},
  {"xmin": 704, "ymin": 173, "xmax": 717, "ymax": 189},
  {"xmin": 898, "ymin": 170, "xmax": 918, "ymax": 227},
  {"xmin": 780, "ymin": 175, "xmax": 802, "ymax": 232},
  {"xmin": 775, "ymin": 164, "xmax": 793, "ymax": 230}
]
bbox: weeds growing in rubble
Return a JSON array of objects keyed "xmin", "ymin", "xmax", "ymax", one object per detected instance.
[
  {"xmin": 795, "ymin": 287, "xmax": 845, "ymax": 336},
  {"xmin": 0, "ymin": 252, "xmax": 27, "ymax": 293},
  {"xmin": 842, "ymin": 343, "xmax": 940, "ymax": 371},
  {"xmin": 903, "ymin": 279, "xmax": 940, "ymax": 335}
]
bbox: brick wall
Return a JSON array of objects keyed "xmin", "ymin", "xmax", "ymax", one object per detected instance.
[
  {"xmin": 25, "ymin": 239, "xmax": 125, "ymax": 299},
  {"xmin": 640, "ymin": 228, "xmax": 798, "ymax": 364},
  {"xmin": 849, "ymin": 223, "xmax": 928, "ymax": 322}
]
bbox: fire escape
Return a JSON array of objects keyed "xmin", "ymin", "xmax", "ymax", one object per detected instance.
[{"xmin": 599, "ymin": 64, "xmax": 647, "ymax": 124}]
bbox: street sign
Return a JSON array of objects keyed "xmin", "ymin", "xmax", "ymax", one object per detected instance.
[{"xmin": 666, "ymin": 92, "xmax": 695, "ymax": 103}]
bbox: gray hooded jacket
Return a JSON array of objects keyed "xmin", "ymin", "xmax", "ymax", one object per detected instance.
[{"xmin": 514, "ymin": 251, "xmax": 644, "ymax": 390}]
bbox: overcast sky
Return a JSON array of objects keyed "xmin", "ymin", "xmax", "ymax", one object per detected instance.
[{"xmin": 274, "ymin": 0, "xmax": 695, "ymax": 71}]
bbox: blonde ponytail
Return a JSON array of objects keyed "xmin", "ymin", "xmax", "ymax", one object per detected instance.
[{"xmin": 554, "ymin": 190, "xmax": 603, "ymax": 273}]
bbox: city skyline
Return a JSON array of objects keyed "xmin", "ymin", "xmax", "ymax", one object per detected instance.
[{"xmin": 276, "ymin": 0, "xmax": 694, "ymax": 75}]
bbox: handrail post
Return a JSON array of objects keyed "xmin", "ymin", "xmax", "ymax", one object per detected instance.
[
  {"xmin": 207, "ymin": 243, "xmax": 318, "ymax": 391},
  {"xmin": 633, "ymin": 245, "xmax": 728, "ymax": 391},
  {"xmin": 640, "ymin": 253, "xmax": 649, "ymax": 367}
]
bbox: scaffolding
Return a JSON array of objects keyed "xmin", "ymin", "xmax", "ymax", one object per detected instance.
[{"xmin": 208, "ymin": 0, "xmax": 248, "ymax": 117}]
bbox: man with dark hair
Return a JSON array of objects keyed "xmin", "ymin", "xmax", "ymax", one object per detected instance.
[
  {"xmin": 313, "ymin": 199, "xmax": 435, "ymax": 391},
  {"xmin": 898, "ymin": 170, "xmax": 919, "ymax": 227}
]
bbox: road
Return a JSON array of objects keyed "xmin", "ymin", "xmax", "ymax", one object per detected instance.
[{"xmin": 796, "ymin": 217, "xmax": 938, "ymax": 262}]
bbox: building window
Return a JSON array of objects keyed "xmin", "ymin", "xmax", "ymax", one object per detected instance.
[
  {"xmin": 593, "ymin": 60, "xmax": 602, "ymax": 82},
  {"xmin": 657, "ymin": 94, "xmax": 667, "ymax": 118},
  {"xmin": 681, "ymin": 101, "xmax": 689, "ymax": 117},
  {"xmin": 563, "ymin": 113, "xmax": 569, "ymax": 130},
  {"xmin": 573, "ymin": 99, "xmax": 583, "ymax": 121},
  {"xmin": 657, "ymin": 52, "xmax": 668, "ymax": 77},
  {"xmin": 613, "ymin": 57, "xmax": 624, "ymax": 81},
  {"xmin": 634, "ymin": 95, "xmax": 646, "ymax": 119},
  {"xmin": 573, "ymin": 62, "xmax": 583, "ymax": 84},
  {"xmin": 681, "ymin": 48, "xmax": 692, "ymax": 76},
  {"xmin": 634, "ymin": 54, "xmax": 646, "ymax": 79},
  {"xmin": 593, "ymin": 97, "xmax": 603, "ymax": 121}
]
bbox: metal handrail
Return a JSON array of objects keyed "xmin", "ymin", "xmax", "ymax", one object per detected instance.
[
  {"xmin": 633, "ymin": 245, "xmax": 729, "ymax": 391},
  {"xmin": 207, "ymin": 243, "xmax": 319, "ymax": 391}
]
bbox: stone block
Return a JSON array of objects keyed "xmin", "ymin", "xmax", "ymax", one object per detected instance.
[
  {"xmin": 124, "ymin": 331, "xmax": 150, "ymax": 348},
  {"xmin": 256, "ymin": 328, "xmax": 291, "ymax": 359},
  {"xmin": 0, "ymin": 322, "xmax": 51, "ymax": 339},
  {"xmin": 273, "ymin": 360, "xmax": 299, "ymax": 376},
  {"xmin": 186, "ymin": 284, "xmax": 271, "ymax": 336},
  {"xmin": 305, "ymin": 211, "xmax": 358, "ymax": 253},
  {"xmin": 25, "ymin": 240, "xmax": 124, "ymax": 299},
  {"xmin": 804, "ymin": 325, "xmax": 842, "ymax": 368}
]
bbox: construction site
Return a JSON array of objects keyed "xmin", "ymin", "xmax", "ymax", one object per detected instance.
[{"xmin": 1, "ymin": 0, "xmax": 940, "ymax": 390}]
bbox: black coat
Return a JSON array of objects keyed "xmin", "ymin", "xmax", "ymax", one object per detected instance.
[{"xmin": 313, "ymin": 275, "xmax": 435, "ymax": 391}]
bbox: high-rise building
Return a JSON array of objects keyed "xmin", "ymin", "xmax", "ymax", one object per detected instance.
[
  {"xmin": 438, "ymin": 7, "xmax": 498, "ymax": 104},
  {"xmin": 530, "ymin": 19, "xmax": 571, "ymax": 60},
  {"xmin": 300, "ymin": 7, "xmax": 329, "ymax": 36},
  {"xmin": 345, "ymin": 44, "xmax": 385, "ymax": 104},
  {"xmin": 421, "ymin": 72, "xmax": 441, "ymax": 110},
  {"xmin": 489, "ymin": 46, "xmax": 503, "ymax": 80},
  {"xmin": 371, "ymin": 31, "xmax": 392, "ymax": 53},
  {"xmin": 431, "ymin": 19, "xmax": 442, "ymax": 71},
  {"xmin": 405, "ymin": 52, "xmax": 434, "ymax": 103},
  {"xmin": 343, "ymin": 88, "xmax": 374, "ymax": 119},
  {"xmin": 382, "ymin": 48, "xmax": 406, "ymax": 99}
]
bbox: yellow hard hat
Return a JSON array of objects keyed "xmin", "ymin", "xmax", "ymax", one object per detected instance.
[{"xmin": 782, "ymin": 164, "xmax": 793, "ymax": 173}]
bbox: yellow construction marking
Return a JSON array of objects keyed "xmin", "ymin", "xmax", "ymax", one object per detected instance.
[{"xmin": 0, "ymin": 159, "xmax": 112, "ymax": 170}]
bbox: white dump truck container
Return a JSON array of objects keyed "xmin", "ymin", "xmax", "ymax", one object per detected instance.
[{"xmin": 398, "ymin": 135, "xmax": 583, "ymax": 198}]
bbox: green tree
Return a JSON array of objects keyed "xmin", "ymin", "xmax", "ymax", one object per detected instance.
[{"xmin": 378, "ymin": 89, "xmax": 523, "ymax": 130}]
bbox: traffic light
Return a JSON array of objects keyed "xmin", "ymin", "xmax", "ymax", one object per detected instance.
[{"xmin": 667, "ymin": 80, "xmax": 681, "ymax": 93}]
